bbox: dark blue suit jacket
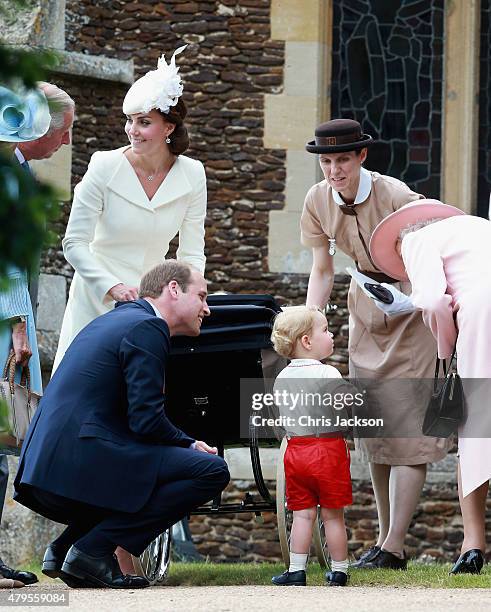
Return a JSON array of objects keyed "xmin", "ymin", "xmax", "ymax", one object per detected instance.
[{"xmin": 14, "ymin": 299, "xmax": 195, "ymax": 519}]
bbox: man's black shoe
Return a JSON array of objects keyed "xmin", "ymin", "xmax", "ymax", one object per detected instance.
[
  {"xmin": 351, "ymin": 545, "xmax": 381, "ymax": 569},
  {"xmin": 0, "ymin": 560, "xmax": 38, "ymax": 585},
  {"xmin": 42, "ymin": 544, "xmax": 88, "ymax": 588},
  {"xmin": 450, "ymin": 549, "xmax": 484, "ymax": 575},
  {"xmin": 62, "ymin": 546, "xmax": 149, "ymax": 589},
  {"xmin": 362, "ymin": 548, "xmax": 408, "ymax": 570},
  {"xmin": 271, "ymin": 569, "xmax": 306, "ymax": 586},
  {"xmin": 325, "ymin": 570, "xmax": 348, "ymax": 586}
]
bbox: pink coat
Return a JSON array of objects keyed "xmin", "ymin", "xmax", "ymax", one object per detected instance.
[{"xmin": 402, "ymin": 215, "xmax": 491, "ymax": 496}]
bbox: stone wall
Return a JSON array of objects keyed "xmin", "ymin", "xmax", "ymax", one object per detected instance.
[{"xmin": 38, "ymin": 0, "xmax": 354, "ymax": 369}]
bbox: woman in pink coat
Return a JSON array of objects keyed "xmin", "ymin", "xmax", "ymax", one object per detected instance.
[{"xmin": 369, "ymin": 199, "xmax": 491, "ymax": 575}]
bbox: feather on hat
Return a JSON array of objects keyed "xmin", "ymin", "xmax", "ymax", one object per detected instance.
[{"xmin": 123, "ymin": 46, "xmax": 187, "ymax": 115}]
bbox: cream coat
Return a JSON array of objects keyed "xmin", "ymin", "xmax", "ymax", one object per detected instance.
[{"xmin": 53, "ymin": 146, "xmax": 206, "ymax": 370}]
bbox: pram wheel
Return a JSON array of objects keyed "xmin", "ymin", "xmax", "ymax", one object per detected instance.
[
  {"xmin": 132, "ymin": 528, "xmax": 172, "ymax": 585},
  {"xmin": 276, "ymin": 437, "xmax": 330, "ymax": 569}
]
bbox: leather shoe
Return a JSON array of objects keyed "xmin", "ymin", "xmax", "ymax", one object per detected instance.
[
  {"xmin": 271, "ymin": 569, "xmax": 306, "ymax": 586},
  {"xmin": 62, "ymin": 546, "xmax": 149, "ymax": 589},
  {"xmin": 42, "ymin": 544, "xmax": 88, "ymax": 588},
  {"xmin": 351, "ymin": 545, "xmax": 381, "ymax": 569},
  {"xmin": 450, "ymin": 549, "xmax": 484, "ymax": 575},
  {"xmin": 362, "ymin": 548, "xmax": 408, "ymax": 570},
  {"xmin": 0, "ymin": 560, "xmax": 38, "ymax": 585},
  {"xmin": 325, "ymin": 570, "xmax": 348, "ymax": 586}
]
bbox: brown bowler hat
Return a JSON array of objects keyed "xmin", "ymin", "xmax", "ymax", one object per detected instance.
[{"xmin": 306, "ymin": 118, "xmax": 373, "ymax": 154}]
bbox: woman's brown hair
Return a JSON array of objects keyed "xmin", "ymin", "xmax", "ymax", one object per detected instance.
[{"xmin": 159, "ymin": 98, "xmax": 189, "ymax": 156}]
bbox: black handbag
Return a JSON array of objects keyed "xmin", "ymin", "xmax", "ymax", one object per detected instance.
[{"xmin": 422, "ymin": 346, "xmax": 465, "ymax": 438}]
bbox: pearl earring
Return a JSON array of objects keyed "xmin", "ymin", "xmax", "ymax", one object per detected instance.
[{"xmin": 165, "ymin": 137, "xmax": 171, "ymax": 143}]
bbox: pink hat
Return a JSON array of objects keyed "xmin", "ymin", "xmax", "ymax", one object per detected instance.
[{"xmin": 369, "ymin": 199, "xmax": 466, "ymax": 281}]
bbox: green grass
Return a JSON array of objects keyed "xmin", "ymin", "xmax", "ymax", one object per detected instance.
[
  {"xmin": 25, "ymin": 560, "xmax": 491, "ymax": 588},
  {"xmin": 162, "ymin": 562, "xmax": 491, "ymax": 588}
]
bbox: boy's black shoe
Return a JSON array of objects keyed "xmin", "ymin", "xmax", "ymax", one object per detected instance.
[
  {"xmin": 450, "ymin": 549, "xmax": 484, "ymax": 575},
  {"xmin": 271, "ymin": 570, "xmax": 306, "ymax": 586},
  {"xmin": 325, "ymin": 570, "xmax": 348, "ymax": 586},
  {"xmin": 362, "ymin": 548, "xmax": 408, "ymax": 570}
]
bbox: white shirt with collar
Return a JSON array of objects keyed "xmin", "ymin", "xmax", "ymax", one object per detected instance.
[
  {"xmin": 332, "ymin": 166, "xmax": 372, "ymax": 207},
  {"xmin": 144, "ymin": 298, "xmax": 162, "ymax": 319},
  {"xmin": 14, "ymin": 148, "xmax": 26, "ymax": 165},
  {"xmin": 273, "ymin": 359, "xmax": 349, "ymax": 437}
]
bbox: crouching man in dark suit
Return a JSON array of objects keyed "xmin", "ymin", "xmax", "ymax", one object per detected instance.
[{"xmin": 14, "ymin": 260, "xmax": 230, "ymax": 589}]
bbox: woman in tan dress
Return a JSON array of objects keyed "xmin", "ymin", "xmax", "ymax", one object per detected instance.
[{"xmin": 300, "ymin": 119, "xmax": 447, "ymax": 569}]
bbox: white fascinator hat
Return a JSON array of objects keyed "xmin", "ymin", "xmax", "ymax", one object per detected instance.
[{"xmin": 123, "ymin": 45, "xmax": 187, "ymax": 115}]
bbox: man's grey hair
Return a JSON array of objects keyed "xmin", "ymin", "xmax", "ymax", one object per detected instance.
[
  {"xmin": 38, "ymin": 82, "xmax": 75, "ymax": 133},
  {"xmin": 399, "ymin": 217, "xmax": 445, "ymax": 241}
]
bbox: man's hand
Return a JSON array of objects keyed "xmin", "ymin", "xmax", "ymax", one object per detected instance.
[
  {"xmin": 194, "ymin": 440, "xmax": 218, "ymax": 454},
  {"xmin": 108, "ymin": 283, "xmax": 139, "ymax": 302},
  {"xmin": 11, "ymin": 321, "xmax": 31, "ymax": 367}
]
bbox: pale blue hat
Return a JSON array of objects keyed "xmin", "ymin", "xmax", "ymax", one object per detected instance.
[{"xmin": 0, "ymin": 86, "xmax": 51, "ymax": 142}]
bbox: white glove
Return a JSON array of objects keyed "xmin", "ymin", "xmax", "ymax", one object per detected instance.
[{"xmin": 371, "ymin": 283, "xmax": 416, "ymax": 316}]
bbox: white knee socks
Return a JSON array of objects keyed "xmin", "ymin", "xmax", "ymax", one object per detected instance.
[
  {"xmin": 331, "ymin": 559, "xmax": 349, "ymax": 574},
  {"xmin": 289, "ymin": 552, "xmax": 308, "ymax": 573}
]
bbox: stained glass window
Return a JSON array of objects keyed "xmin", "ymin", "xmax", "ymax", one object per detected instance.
[
  {"xmin": 478, "ymin": 0, "xmax": 491, "ymax": 219},
  {"xmin": 331, "ymin": 0, "xmax": 444, "ymax": 198}
]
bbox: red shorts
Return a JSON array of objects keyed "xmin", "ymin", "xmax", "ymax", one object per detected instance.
[{"xmin": 284, "ymin": 437, "xmax": 352, "ymax": 510}]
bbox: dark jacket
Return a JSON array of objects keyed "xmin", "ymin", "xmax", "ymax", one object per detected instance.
[{"xmin": 14, "ymin": 299, "xmax": 195, "ymax": 518}]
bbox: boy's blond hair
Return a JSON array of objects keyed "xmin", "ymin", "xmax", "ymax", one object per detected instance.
[{"xmin": 271, "ymin": 306, "xmax": 320, "ymax": 359}]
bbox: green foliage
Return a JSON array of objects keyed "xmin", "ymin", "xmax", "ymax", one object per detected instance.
[
  {"xmin": 0, "ymin": 153, "xmax": 59, "ymax": 280},
  {"xmin": 0, "ymin": 45, "xmax": 58, "ymax": 90}
]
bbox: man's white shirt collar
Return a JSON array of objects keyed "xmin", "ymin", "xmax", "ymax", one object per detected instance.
[
  {"xmin": 332, "ymin": 166, "xmax": 372, "ymax": 206},
  {"xmin": 14, "ymin": 148, "xmax": 26, "ymax": 165},
  {"xmin": 144, "ymin": 298, "xmax": 162, "ymax": 318}
]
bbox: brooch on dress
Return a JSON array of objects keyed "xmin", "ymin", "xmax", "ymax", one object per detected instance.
[{"xmin": 328, "ymin": 238, "xmax": 336, "ymax": 256}]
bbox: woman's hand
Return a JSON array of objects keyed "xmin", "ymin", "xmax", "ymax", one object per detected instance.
[
  {"xmin": 11, "ymin": 321, "xmax": 31, "ymax": 367},
  {"xmin": 107, "ymin": 283, "xmax": 139, "ymax": 302}
]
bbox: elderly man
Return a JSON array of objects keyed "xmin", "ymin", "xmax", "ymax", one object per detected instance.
[
  {"xmin": 0, "ymin": 83, "xmax": 75, "ymax": 587},
  {"xmin": 16, "ymin": 81, "xmax": 75, "ymax": 318},
  {"xmin": 17, "ymin": 82, "xmax": 74, "ymax": 164},
  {"xmin": 14, "ymin": 260, "xmax": 230, "ymax": 589}
]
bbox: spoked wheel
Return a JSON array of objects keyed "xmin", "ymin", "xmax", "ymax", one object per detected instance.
[
  {"xmin": 132, "ymin": 528, "xmax": 172, "ymax": 585},
  {"xmin": 276, "ymin": 437, "xmax": 330, "ymax": 569}
]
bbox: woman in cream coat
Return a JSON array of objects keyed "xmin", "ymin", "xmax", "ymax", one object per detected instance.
[{"xmin": 53, "ymin": 47, "xmax": 206, "ymax": 370}]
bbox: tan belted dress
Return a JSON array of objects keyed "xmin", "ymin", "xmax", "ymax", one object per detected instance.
[{"xmin": 300, "ymin": 171, "xmax": 448, "ymax": 465}]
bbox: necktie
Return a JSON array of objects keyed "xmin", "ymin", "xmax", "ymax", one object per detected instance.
[
  {"xmin": 338, "ymin": 203, "xmax": 357, "ymax": 216},
  {"xmin": 21, "ymin": 160, "xmax": 32, "ymax": 174}
]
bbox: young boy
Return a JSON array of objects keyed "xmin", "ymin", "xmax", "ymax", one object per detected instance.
[{"xmin": 271, "ymin": 306, "xmax": 352, "ymax": 587}]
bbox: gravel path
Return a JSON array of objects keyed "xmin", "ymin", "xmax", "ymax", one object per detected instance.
[{"xmin": 5, "ymin": 584, "xmax": 491, "ymax": 612}]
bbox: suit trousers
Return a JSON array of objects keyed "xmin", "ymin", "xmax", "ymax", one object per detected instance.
[
  {"xmin": 30, "ymin": 445, "xmax": 230, "ymax": 557},
  {"xmin": 0, "ymin": 455, "xmax": 8, "ymax": 524}
]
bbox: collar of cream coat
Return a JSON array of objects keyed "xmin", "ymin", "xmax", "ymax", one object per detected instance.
[
  {"xmin": 332, "ymin": 166, "xmax": 372, "ymax": 206},
  {"xmin": 106, "ymin": 146, "xmax": 193, "ymax": 210}
]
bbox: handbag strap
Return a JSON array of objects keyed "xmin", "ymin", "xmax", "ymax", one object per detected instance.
[
  {"xmin": 3, "ymin": 349, "xmax": 32, "ymax": 401},
  {"xmin": 434, "ymin": 343, "xmax": 457, "ymax": 380}
]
